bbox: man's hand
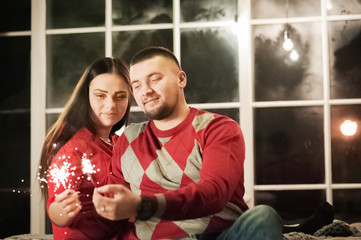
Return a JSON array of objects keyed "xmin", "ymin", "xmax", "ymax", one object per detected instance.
[{"xmin": 93, "ymin": 184, "xmax": 141, "ymax": 221}]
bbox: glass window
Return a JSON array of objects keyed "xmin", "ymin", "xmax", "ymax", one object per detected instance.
[
  {"xmin": 329, "ymin": 20, "xmax": 361, "ymax": 99},
  {"xmin": 0, "ymin": 36, "xmax": 30, "ymax": 110},
  {"xmin": 112, "ymin": 0, "xmax": 172, "ymax": 25},
  {"xmin": 180, "ymin": 0, "xmax": 237, "ymax": 22},
  {"xmin": 0, "ymin": 0, "xmax": 30, "ymax": 32},
  {"xmin": 0, "ymin": 191, "xmax": 30, "ymax": 237},
  {"xmin": 255, "ymin": 190, "xmax": 326, "ymax": 224},
  {"xmin": 333, "ymin": 189, "xmax": 361, "ymax": 223},
  {"xmin": 181, "ymin": 27, "xmax": 238, "ymax": 103},
  {"xmin": 46, "ymin": 33, "xmax": 105, "ymax": 108},
  {"xmin": 331, "ymin": 105, "xmax": 361, "ymax": 183},
  {"xmin": 46, "ymin": 0, "xmax": 105, "ymax": 29},
  {"xmin": 0, "ymin": 112, "xmax": 30, "ymax": 238},
  {"xmin": 253, "ymin": 22, "xmax": 323, "ymax": 101},
  {"xmin": 112, "ymin": 29, "xmax": 173, "ymax": 64},
  {"xmin": 255, "ymin": 107, "xmax": 324, "ymax": 184},
  {"xmin": 206, "ymin": 108, "xmax": 240, "ymax": 123},
  {"xmin": 327, "ymin": 0, "xmax": 361, "ymax": 15},
  {"xmin": 129, "ymin": 111, "xmax": 149, "ymax": 124},
  {"xmin": 252, "ymin": 0, "xmax": 320, "ymax": 19}
]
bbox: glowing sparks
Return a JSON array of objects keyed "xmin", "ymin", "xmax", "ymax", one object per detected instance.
[
  {"xmin": 48, "ymin": 160, "xmax": 76, "ymax": 192},
  {"xmin": 82, "ymin": 154, "xmax": 96, "ymax": 185}
]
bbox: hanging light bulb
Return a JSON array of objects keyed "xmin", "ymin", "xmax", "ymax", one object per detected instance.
[
  {"xmin": 283, "ymin": 30, "xmax": 294, "ymax": 51},
  {"xmin": 326, "ymin": 0, "xmax": 333, "ymax": 10},
  {"xmin": 290, "ymin": 49, "xmax": 299, "ymax": 61}
]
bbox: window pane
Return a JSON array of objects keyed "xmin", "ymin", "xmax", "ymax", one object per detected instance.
[
  {"xmin": 0, "ymin": 36, "xmax": 30, "ymax": 110},
  {"xmin": 255, "ymin": 190, "xmax": 326, "ymax": 225},
  {"xmin": 112, "ymin": 0, "xmax": 172, "ymax": 25},
  {"xmin": 252, "ymin": 0, "xmax": 320, "ymax": 19},
  {"xmin": 329, "ymin": 20, "xmax": 361, "ymax": 99},
  {"xmin": 0, "ymin": 112, "xmax": 30, "ymax": 238},
  {"xmin": 129, "ymin": 111, "xmax": 149, "ymax": 124},
  {"xmin": 112, "ymin": 29, "xmax": 173, "ymax": 64},
  {"xmin": 0, "ymin": 191, "xmax": 30, "ymax": 238},
  {"xmin": 181, "ymin": 27, "xmax": 238, "ymax": 103},
  {"xmin": 46, "ymin": 113, "xmax": 60, "ymax": 130},
  {"xmin": 0, "ymin": 113, "xmax": 30, "ymax": 188},
  {"xmin": 0, "ymin": 0, "xmax": 30, "ymax": 32},
  {"xmin": 46, "ymin": 0, "xmax": 105, "ymax": 29},
  {"xmin": 333, "ymin": 189, "xmax": 361, "ymax": 223},
  {"xmin": 46, "ymin": 33, "xmax": 105, "ymax": 108},
  {"xmin": 253, "ymin": 22, "xmax": 323, "ymax": 101},
  {"xmin": 255, "ymin": 107, "xmax": 324, "ymax": 184},
  {"xmin": 327, "ymin": 0, "xmax": 361, "ymax": 15},
  {"xmin": 206, "ymin": 108, "xmax": 239, "ymax": 123},
  {"xmin": 180, "ymin": 0, "xmax": 237, "ymax": 22},
  {"xmin": 331, "ymin": 105, "xmax": 361, "ymax": 183}
]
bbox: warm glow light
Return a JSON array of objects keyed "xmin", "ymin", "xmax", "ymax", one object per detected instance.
[
  {"xmin": 340, "ymin": 120, "xmax": 358, "ymax": 136},
  {"xmin": 231, "ymin": 23, "xmax": 239, "ymax": 35},
  {"xmin": 283, "ymin": 31, "xmax": 294, "ymax": 51},
  {"xmin": 290, "ymin": 49, "xmax": 299, "ymax": 61},
  {"xmin": 326, "ymin": 0, "xmax": 333, "ymax": 10}
]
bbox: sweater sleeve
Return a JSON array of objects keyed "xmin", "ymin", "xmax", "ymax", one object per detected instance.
[
  {"xmin": 46, "ymin": 141, "xmax": 84, "ymax": 211},
  {"xmin": 155, "ymin": 118, "xmax": 246, "ymax": 220}
]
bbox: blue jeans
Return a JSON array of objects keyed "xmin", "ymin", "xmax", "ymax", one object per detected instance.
[{"xmin": 195, "ymin": 205, "xmax": 283, "ymax": 240}]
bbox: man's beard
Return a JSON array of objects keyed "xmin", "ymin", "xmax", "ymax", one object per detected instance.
[{"xmin": 144, "ymin": 103, "xmax": 174, "ymax": 120}]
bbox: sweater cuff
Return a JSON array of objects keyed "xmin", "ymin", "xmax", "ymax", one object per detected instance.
[{"xmin": 154, "ymin": 193, "xmax": 166, "ymax": 218}]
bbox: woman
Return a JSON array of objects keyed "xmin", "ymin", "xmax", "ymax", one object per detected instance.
[{"xmin": 38, "ymin": 57, "xmax": 132, "ymax": 239}]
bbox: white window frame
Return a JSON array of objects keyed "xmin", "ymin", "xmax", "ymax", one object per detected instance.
[{"xmin": 30, "ymin": 0, "xmax": 361, "ymax": 233}]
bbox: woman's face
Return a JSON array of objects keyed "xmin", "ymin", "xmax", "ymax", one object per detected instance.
[{"xmin": 89, "ymin": 73, "xmax": 129, "ymax": 132}]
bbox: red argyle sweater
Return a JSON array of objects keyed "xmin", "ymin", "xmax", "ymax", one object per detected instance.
[{"xmin": 109, "ymin": 107, "xmax": 249, "ymax": 240}]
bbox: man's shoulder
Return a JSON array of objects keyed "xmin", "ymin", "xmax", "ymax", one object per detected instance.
[
  {"xmin": 122, "ymin": 121, "xmax": 149, "ymax": 142},
  {"xmin": 192, "ymin": 108, "xmax": 238, "ymax": 129}
]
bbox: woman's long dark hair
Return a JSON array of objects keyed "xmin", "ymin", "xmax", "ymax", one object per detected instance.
[{"xmin": 38, "ymin": 57, "xmax": 132, "ymax": 199}]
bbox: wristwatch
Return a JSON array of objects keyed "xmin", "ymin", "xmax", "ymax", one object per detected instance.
[{"xmin": 137, "ymin": 196, "xmax": 157, "ymax": 221}]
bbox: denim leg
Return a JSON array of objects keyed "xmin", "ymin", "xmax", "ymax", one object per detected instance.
[{"xmin": 216, "ymin": 205, "xmax": 283, "ymax": 240}]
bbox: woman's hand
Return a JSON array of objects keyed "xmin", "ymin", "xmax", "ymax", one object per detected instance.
[{"xmin": 48, "ymin": 189, "xmax": 82, "ymax": 227}]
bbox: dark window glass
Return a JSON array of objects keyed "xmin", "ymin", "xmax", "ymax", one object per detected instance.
[
  {"xmin": 0, "ymin": 36, "xmax": 30, "ymax": 110},
  {"xmin": 112, "ymin": 0, "xmax": 172, "ymax": 25},
  {"xmin": 253, "ymin": 22, "xmax": 323, "ymax": 101},
  {"xmin": 0, "ymin": 0, "xmax": 30, "ymax": 32},
  {"xmin": 181, "ymin": 27, "xmax": 238, "ymax": 103},
  {"xmin": 331, "ymin": 105, "xmax": 361, "ymax": 183},
  {"xmin": 46, "ymin": 33, "xmax": 105, "ymax": 108},
  {"xmin": 180, "ymin": 0, "xmax": 237, "ymax": 22},
  {"xmin": 112, "ymin": 29, "xmax": 173, "ymax": 64},
  {"xmin": 46, "ymin": 114, "xmax": 60, "ymax": 130},
  {"xmin": 327, "ymin": 0, "xmax": 361, "ymax": 15},
  {"xmin": 0, "ymin": 112, "xmax": 30, "ymax": 238},
  {"xmin": 255, "ymin": 190, "xmax": 326, "ymax": 225},
  {"xmin": 206, "ymin": 108, "xmax": 239, "ymax": 123},
  {"xmin": 252, "ymin": 0, "xmax": 320, "ymax": 19},
  {"xmin": 129, "ymin": 111, "xmax": 149, "ymax": 124},
  {"xmin": 333, "ymin": 189, "xmax": 361, "ymax": 223},
  {"xmin": 0, "ymin": 191, "xmax": 30, "ymax": 238},
  {"xmin": 255, "ymin": 107, "xmax": 324, "ymax": 184},
  {"xmin": 329, "ymin": 20, "xmax": 361, "ymax": 99},
  {"xmin": 46, "ymin": 0, "xmax": 105, "ymax": 29}
]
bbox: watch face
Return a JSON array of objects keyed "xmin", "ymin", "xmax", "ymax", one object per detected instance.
[{"xmin": 137, "ymin": 196, "xmax": 156, "ymax": 221}]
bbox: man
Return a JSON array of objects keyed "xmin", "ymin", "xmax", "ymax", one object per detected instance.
[{"xmin": 93, "ymin": 46, "xmax": 283, "ymax": 239}]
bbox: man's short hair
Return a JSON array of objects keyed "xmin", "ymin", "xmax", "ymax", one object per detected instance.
[{"xmin": 130, "ymin": 46, "xmax": 181, "ymax": 69}]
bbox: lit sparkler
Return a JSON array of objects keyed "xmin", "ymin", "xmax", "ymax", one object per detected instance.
[{"xmin": 48, "ymin": 159, "xmax": 76, "ymax": 193}]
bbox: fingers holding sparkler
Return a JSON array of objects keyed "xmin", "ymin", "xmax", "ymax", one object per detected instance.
[{"xmin": 54, "ymin": 189, "xmax": 82, "ymax": 217}]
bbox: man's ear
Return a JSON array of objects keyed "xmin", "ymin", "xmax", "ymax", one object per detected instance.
[{"xmin": 178, "ymin": 71, "xmax": 187, "ymax": 88}]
